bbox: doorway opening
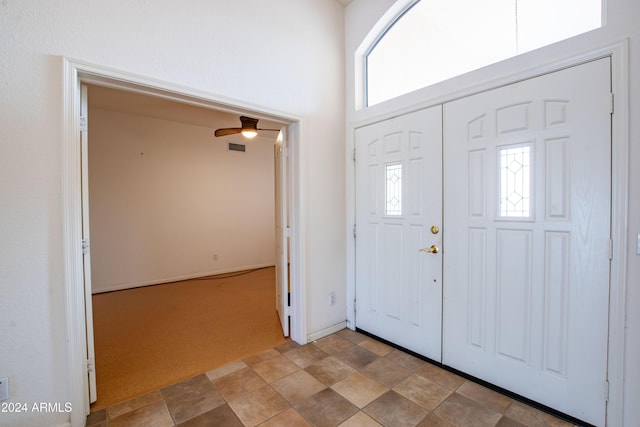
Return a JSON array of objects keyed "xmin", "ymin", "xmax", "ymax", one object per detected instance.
[
  {"xmin": 62, "ymin": 58, "xmax": 306, "ymax": 423},
  {"xmin": 86, "ymin": 84, "xmax": 290, "ymax": 409}
]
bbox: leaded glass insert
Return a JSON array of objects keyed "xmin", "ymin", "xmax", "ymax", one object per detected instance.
[
  {"xmin": 499, "ymin": 145, "xmax": 531, "ymax": 217},
  {"xmin": 385, "ymin": 163, "xmax": 402, "ymax": 215}
]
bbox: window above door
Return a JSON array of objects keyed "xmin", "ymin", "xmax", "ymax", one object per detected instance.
[{"xmin": 365, "ymin": 0, "xmax": 602, "ymax": 107}]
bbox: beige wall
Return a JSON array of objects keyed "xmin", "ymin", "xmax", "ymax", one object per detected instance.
[{"xmin": 89, "ymin": 107, "xmax": 276, "ymax": 293}]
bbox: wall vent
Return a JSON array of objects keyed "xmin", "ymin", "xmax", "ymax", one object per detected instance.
[{"xmin": 228, "ymin": 142, "xmax": 246, "ymax": 152}]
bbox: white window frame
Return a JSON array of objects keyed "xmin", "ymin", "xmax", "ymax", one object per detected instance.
[{"xmin": 364, "ymin": 0, "xmax": 603, "ymax": 107}]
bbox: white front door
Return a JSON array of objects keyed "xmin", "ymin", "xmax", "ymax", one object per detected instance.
[
  {"xmin": 355, "ymin": 106, "xmax": 443, "ymax": 361},
  {"xmin": 443, "ymin": 58, "xmax": 611, "ymax": 425}
]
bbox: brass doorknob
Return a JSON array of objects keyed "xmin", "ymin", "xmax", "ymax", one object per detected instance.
[{"xmin": 420, "ymin": 244, "xmax": 439, "ymax": 254}]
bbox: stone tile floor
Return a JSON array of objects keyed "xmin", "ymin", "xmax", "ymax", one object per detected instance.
[{"xmin": 86, "ymin": 329, "xmax": 577, "ymax": 426}]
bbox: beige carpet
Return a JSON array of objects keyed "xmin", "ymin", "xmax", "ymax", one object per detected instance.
[{"xmin": 90, "ymin": 267, "xmax": 289, "ymax": 411}]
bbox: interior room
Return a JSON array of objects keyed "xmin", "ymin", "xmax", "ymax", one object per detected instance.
[
  {"xmin": 87, "ymin": 86, "xmax": 280, "ymax": 294},
  {"xmin": 85, "ymin": 85, "xmax": 290, "ymax": 409},
  {"xmin": 1, "ymin": 0, "xmax": 639, "ymax": 426}
]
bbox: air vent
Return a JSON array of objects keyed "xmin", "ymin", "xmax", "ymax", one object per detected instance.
[{"xmin": 228, "ymin": 142, "xmax": 246, "ymax": 153}]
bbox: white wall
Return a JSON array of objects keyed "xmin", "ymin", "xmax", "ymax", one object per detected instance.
[
  {"xmin": 0, "ymin": 1, "xmax": 346, "ymax": 426},
  {"xmin": 89, "ymin": 107, "xmax": 276, "ymax": 293},
  {"xmin": 345, "ymin": 0, "xmax": 640, "ymax": 425}
]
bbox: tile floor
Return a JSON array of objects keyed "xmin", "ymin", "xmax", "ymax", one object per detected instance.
[{"xmin": 86, "ymin": 329, "xmax": 578, "ymax": 427}]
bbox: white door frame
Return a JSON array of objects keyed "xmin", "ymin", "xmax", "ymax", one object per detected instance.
[
  {"xmin": 79, "ymin": 84, "xmax": 97, "ymax": 404},
  {"xmin": 347, "ymin": 40, "xmax": 629, "ymax": 426},
  {"xmin": 62, "ymin": 57, "xmax": 307, "ymax": 425}
]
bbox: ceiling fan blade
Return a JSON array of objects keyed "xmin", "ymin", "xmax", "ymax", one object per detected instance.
[{"xmin": 214, "ymin": 128, "xmax": 242, "ymax": 137}]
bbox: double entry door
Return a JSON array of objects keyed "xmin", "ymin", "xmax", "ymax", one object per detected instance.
[{"xmin": 354, "ymin": 58, "xmax": 611, "ymax": 426}]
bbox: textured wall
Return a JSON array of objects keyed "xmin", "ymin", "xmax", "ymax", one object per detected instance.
[{"xmin": 0, "ymin": 1, "xmax": 345, "ymax": 425}]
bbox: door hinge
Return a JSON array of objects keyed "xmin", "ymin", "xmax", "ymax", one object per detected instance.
[
  {"xmin": 81, "ymin": 238, "xmax": 89, "ymax": 255},
  {"xmin": 608, "ymin": 238, "xmax": 613, "ymax": 260},
  {"xmin": 285, "ymin": 292, "xmax": 292, "ymax": 316},
  {"xmin": 87, "ymin": 358, "xmax": 95, "ymax": 373},
  {"xmin": 353, "ymin": 224, "xmax": 356, "ymax": 239},
  {"xmin": 80, "ymin": 116, "xmax": 88, "ymax": 132},
  {"xmin": 609, "ymin": 93, "xmax": 614, "ymax": 114},
  {"xmin": 603, "ymin": 380, "xmax": 610, "ymax": 401},
  {"xmin": 353, "ymin": 148, "xmax": 356, "ymax": 162}
]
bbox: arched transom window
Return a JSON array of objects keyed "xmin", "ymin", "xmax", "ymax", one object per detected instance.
[{"xmin": 366, "ymin": 0, "xmax": 602, "ymax": 106}]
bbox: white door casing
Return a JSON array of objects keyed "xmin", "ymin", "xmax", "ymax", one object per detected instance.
[
  {"xmin": 63, "ymin": 58, "xmax": 307, "ymax": 426},
  {"xmin": 355, "ymin": 106, "xmax": 443, "ymax": 361},
  {"xmin": 443, "ymin": 58, "xmax": 611, "ymax": 425},
  {"xmin": 80, "ymin": 84, "xmax": 98, "ymax": 404}
]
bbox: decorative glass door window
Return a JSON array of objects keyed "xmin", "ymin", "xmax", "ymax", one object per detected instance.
[
  {"xmin": 499, "ymin": 144, "xmax": 531, "ymax": 218},
  {"xmin": 385, "ymin": 163, "xmax": 403, "ymax": 215}
]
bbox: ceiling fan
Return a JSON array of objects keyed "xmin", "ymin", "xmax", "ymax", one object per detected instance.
[{"xmin": 214, "ymin": 116, "xmax": 279, "ymax": 139}]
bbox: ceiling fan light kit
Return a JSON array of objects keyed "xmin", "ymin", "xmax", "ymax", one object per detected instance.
[{"xmin": 214, "ymin": 116, "xmax": 279, "ymax": 139}]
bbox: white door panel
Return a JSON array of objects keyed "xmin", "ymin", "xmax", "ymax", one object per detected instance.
[
  {"xmin": 275, "ymin": 129, "xmax": 289, "ymax": 337},
  {"xmin": 355, "ymin": 106, "xmax": 443, "ymax": 361},
  {"xmin": 443, "ymin": 58, "xmax": 611, "ymax": 425}
]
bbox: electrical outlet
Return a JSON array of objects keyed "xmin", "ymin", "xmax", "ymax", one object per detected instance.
[
  {"xmin": 0, "ymin": 377, "xmax": 8, "ymax": 402},
  {"xmin": 212, "ymin": 254, "xmax": 218, "ymax": 261},
  {"xmin": 329, "ymin": 292, "xmax": 336, "ymax": 306}
]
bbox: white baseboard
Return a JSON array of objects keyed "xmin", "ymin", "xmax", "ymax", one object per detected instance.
[
  {"xmin": 92, "ymin": 263, "xmax": 275, "ymax": 294},
  {"xmin": 307, "ymin": 321, "xmax": 348, "ymax": 343}
]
